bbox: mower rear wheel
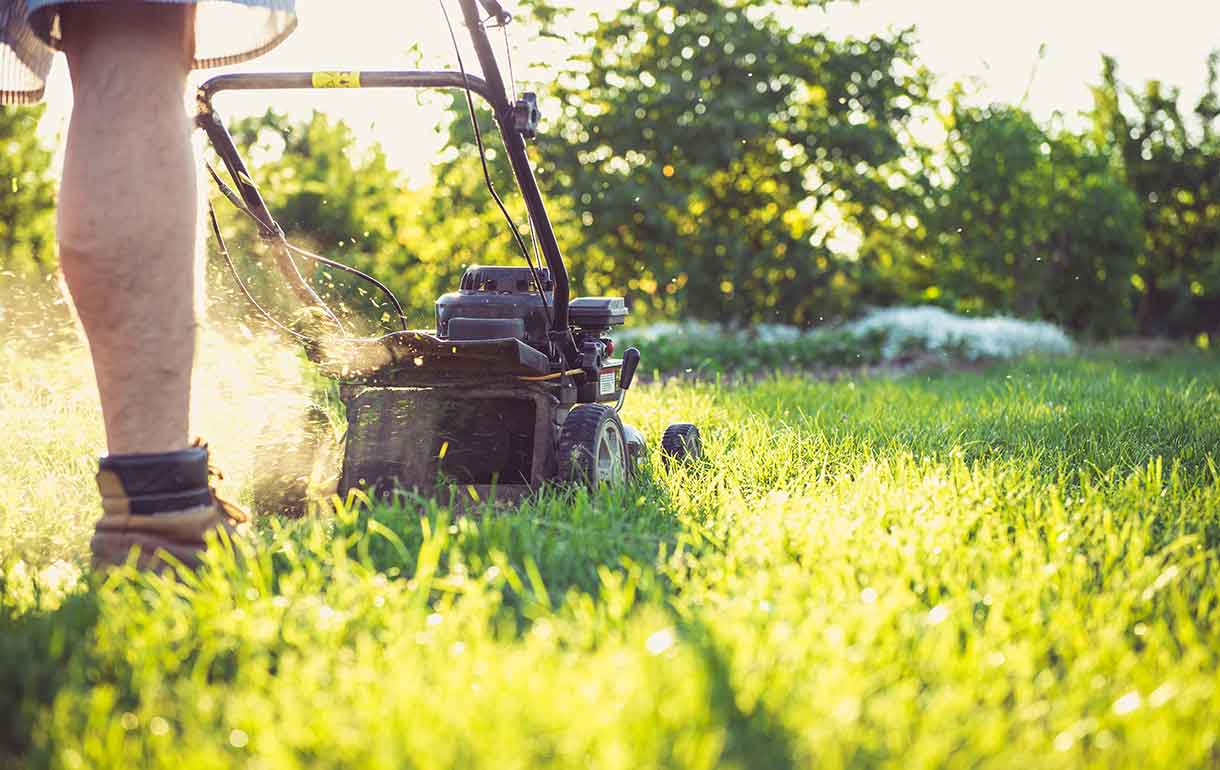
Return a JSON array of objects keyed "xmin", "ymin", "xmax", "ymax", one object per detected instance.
[
  {"xmin": 660, "ymin": 423, "xmax": 702, "ymax": 465},
  {"xmin": 558, "ymin": 404, "xmax": 628, "ymax": 489}
]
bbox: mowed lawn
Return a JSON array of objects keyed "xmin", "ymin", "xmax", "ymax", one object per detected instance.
[{"xmin": 2, "ymin": 341, "xmax": 1219, "ymax": 769}]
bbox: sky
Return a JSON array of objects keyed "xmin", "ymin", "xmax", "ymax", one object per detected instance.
[
  {"xmin": 814, "ymin": 0, "xmax": 1220, "ymax": 122},
  {"xmin": 35, "ymin": 0, "xmax": 1220, "ymax": 183}
]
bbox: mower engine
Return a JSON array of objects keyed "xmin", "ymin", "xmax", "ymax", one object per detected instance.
[
  {"xmin": 436, "ymin": 265, "xmax": 554, "ymax": 350},
  {"xmin": 335, "ymin": 265, "xmax": 657, "ymax": 505}
]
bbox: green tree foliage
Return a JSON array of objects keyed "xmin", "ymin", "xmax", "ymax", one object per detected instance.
[
  {"xmin": 211, "ymin": 106, "xmax": 545, "ymax": 331},
  {"xmin": 210, "ymin": 110, "xmax": 423, "ymax": 333},
  {"xmin": 0, "ymin": 105, "xmax": 56, "ymax": 277},
  {"xmin": 5, "ymin": 7, "xmax": 1220, "ymax": 342},
  {"xmin": 922, "ymin": 100, "xmax": 1142, "ymax": 335},
  {"xmin": 1091, "ymin": 55, "xmax": 1220, "ymax": 337},
  {"xmin": 415, "ymin": 91, "xmax": 563, "ymax": 314},
  {"xmin": 529, "ymin": 0, "xmax": 929, "ymax": 325}
]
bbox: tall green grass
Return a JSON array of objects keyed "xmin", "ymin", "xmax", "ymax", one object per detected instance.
[{"xmin": 2, "ymin": 350, "xmax": 1218, "ymax": 769}]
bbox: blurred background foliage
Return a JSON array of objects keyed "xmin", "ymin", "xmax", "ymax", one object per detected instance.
[
  {"xmin": 3, "ymin": 0, "xmax": 1219, "ymax": 339},
  {"xmin": 0, "ymin": 104, "xmax": 55, "ymax": 281}
]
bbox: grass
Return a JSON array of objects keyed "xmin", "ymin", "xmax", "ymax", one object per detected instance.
[{"xmin": 1, "ymin": 336, "xmax": 1219, "ymax": 769}]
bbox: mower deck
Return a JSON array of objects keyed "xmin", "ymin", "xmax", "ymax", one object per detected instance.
[
  {"xmin": 317, "ymin": 330, "xmax": 551, "ymax": 385},
  {"xmin": 338, "ymin": 378, "xmax": 562, "ymax": 502}
]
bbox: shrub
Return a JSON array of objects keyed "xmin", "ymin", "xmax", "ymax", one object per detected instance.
[{"xmin": 617, "ymin": 306, "xmax": 1074, "ymax": 374}]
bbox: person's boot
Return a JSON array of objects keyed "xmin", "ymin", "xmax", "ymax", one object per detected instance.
[{"xmin": 90, "ymin": 443, "xmax": 247, "ymax": 571}]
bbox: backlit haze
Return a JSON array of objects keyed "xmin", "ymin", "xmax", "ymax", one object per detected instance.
[{"xmin": 35, "ymin": 0, "xmax": 1220, "ymax": 185}]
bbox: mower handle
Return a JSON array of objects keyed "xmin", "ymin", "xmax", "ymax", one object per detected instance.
[
  {"xmin": 456, "ymin": 0, "xmax": 573, "ymax": 344},
  {"xmin": 477, "ymin": 0, "xmax": 511, "ymax": 24},
  {"xmin": 195, "ymin": 0, "xmax": 579, "ymax": 367}
]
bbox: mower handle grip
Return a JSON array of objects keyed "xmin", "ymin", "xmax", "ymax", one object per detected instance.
[{"xmin": 619, "ymin": 347, "xmax": 641, "ymax": 391}]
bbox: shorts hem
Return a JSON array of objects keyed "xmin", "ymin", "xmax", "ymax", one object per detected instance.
[
  {"xmin": 0, "ymin": 86, "xmax": 45, "ymax": 103},
  {"xmin": 192, "ymin": 11, "xmax": 296, "ymax": 69}
]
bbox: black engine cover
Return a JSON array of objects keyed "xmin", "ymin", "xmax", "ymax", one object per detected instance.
[{"xmin": 435, "ymin": 265, "xmax": 553, "ymax": 348}]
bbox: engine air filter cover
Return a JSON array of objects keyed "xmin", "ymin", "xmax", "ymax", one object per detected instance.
[{"xmin": 569, "ymin": 297, "xmax": 627, "ymax": 330}]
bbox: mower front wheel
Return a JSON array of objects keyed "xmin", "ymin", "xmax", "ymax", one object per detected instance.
[
  {"xmin": 558, "ymin": 404, "xmax": 628, "ymax": 489},
  {"xmin": 661, "ymin": 423, "xmax": 702, "ymax": 466}
]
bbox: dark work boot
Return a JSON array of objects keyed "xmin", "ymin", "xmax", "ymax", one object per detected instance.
[{"xmin": 90, "ymin": 443, "xmax": 248, "ymax": 571}]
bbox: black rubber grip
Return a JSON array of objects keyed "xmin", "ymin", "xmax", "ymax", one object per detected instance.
[{"xmin": 619, "ymin": 347, "xmax": 641, "ymax": 390}]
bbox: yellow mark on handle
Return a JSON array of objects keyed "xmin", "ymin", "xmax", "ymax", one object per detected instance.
[
  {"xmin": 312, "ymin": 71, "xmax": 361, "ymax": 88},
  {"xmin": 438, "ymin": 441, "xmax": 449, "ymax": 460}
]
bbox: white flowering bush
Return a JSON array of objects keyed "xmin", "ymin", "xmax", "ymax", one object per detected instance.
[
  {"xmin": 615, "ymin": 320, "xmax": 723, "ymax": 345},
  {"xmin": 616, "ymin": 305, "xmax": 1074, "ymax": 373},
  {"xmin": 842, "ymin": 305, "xmax": 1075, "ymax": 362}
]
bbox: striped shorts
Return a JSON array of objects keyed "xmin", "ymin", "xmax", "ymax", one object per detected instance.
[{"xmin": 1, "ymin": 0, "xmax": 296, "ymax": 104}]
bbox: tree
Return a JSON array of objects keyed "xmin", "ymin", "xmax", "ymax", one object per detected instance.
[
  {"xmin": 536, "ymin": 1, "xmax": 929, "ymax": 325},
  {"xmin": 423, "ymin": 0, "xmax": 930, "ymax": 326},
  {"xmin": 922, "ymin": 100, "xmax": 1142, "ymax": 335},
  {"xmin": 208, "ymin": 110, "xmax": 421, "ymax": 334},
  {"xmin": 408, "ymin": 90, "xmax": 567, "ymax": 319},
  {"xmin": 1090, "ymin": 54, "xmax": 1220, "ymax": 337},
  {"xmin": 0, "ymin": 105, "xmax": 57, "ymax": 277}
]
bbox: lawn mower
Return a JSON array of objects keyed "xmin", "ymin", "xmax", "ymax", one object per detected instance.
[{"xmin": 196, "ymin": 0, "xmax": 701, "ymax": 505}]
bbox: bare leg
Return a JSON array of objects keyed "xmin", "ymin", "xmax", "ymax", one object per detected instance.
[{"xmin": 58, "ymin": 3, "xmax": 197, "ymax": 455}]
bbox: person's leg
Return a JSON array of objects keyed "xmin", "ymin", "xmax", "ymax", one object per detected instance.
[
  {"xmin": 58, "ymin": 2, "xmax": 197, "ymax": 455},
  {"xmin": 54, "ymin": 3, "xmax": 245, "ymax": 570}
]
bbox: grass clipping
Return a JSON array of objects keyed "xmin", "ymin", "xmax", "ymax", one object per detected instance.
[{"xmin": 0, "ymin": 323, "xmax": 338, "ymax": 566}]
